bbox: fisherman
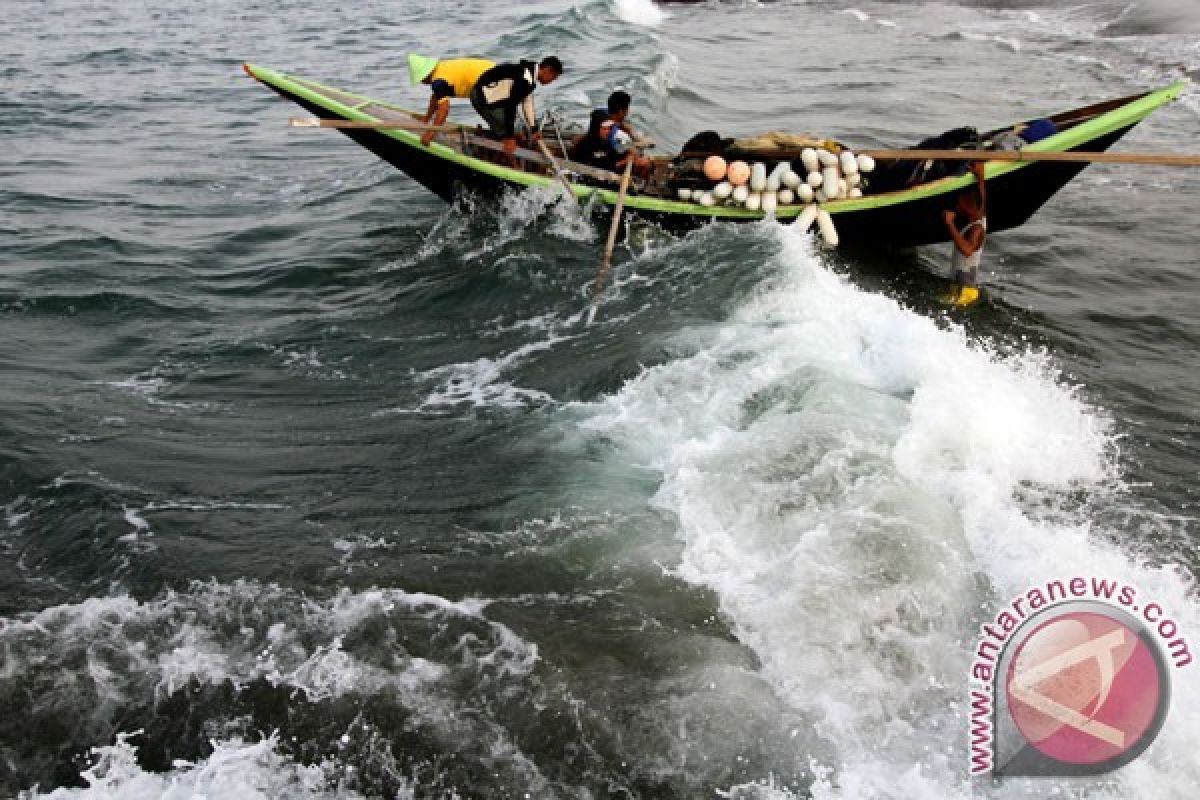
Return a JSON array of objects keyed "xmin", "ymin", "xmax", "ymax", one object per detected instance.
[
  {"xmin": 407, "ymin": 54, "xmax": 496, "ymax": 147},
  {"xmin": 941, "ymin": 161, "xmax": 987, "ymax": 306},
  {"xmin": 568, "ymin": 91, "xmax": 651, "ymax": 179},
  {"xmin": 469, "ymin": 56, "xmax": 564, "ymax": 157}
]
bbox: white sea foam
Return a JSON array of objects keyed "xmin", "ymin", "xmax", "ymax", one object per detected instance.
[
  {"xmin": 0, "ymin": 580, "xmax": 535, "ymax": 714},
  {"xmin": 4, "ymin": 579, "xmax": 547, "ymax": 795},
  {"xmin": 613, "ymin": 0, "xmax": 668, "ymax": 29},
  {"xmin": 20, "ymin": 730, "xmax": 374, "ymax": 799},
  {"xmin": 580, "ymin": 224, "xmax": 1200, "ymax": 798}
]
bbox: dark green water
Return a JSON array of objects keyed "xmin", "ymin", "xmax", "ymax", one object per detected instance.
[{"xmin": 2, "ymin": 0, "xmax": 1199, "ymax": 797}]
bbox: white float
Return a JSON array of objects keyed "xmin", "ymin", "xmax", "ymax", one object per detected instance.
[
  {"xmin": 840, "ymin": 150, "xmax": 859, "ymax": 176},
  {"xmin": 816, "ymin": 209, "xmax": 839, "ymax": 247},
  {"xmin": 796, "ymin": 204, "xmax": 818, "ymax": 233},
  {"xmin": 749, "ymin": 163, "xmax": 768, "ymax": 192},
  {"xmin": 801, "ymin": 148, "xmax": 820, "ymax": 173}
]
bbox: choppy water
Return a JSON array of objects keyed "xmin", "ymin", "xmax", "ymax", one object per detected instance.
[{"xmin": 3, "ymin": 0, "xmax": 1199, "ymax": 797}]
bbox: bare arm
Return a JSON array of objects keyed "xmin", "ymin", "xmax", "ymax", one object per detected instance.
[
  {"xmin": 520, "ymin": 95, "xmax": 537, "ymax": 135},
  {"xmin": 943, "ymin": 210, "xmax": 985, "ymax": 256},
  {"xmin": 421, "ymin": 100, "xmax": 449, "ymax": 146},
  {"xmin": 972, "ymin": 161, "xmax": 987, "ymax": 209}
]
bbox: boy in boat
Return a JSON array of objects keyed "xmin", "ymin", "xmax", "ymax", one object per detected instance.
[
  {"xmin": 469, "ymin": 57, "xmax": 564, "ymax": 158},
  {"xmin": 407, "ymin": 55, "xmax": 496, "ymax": 147},
  {"xmin": 568, "ymin": 91, "xmax": 651, "ymax": 180},
  {"xmin": 941, "ymin": 161, "xmax": 987, "ymax": 306}
]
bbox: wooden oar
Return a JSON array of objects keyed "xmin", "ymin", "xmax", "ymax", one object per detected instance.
[
  {"xmin": 537, "ymin": 139, "xmax": 578, "ymax": 199},
  {"xmin": 593, "ymin": 158, "xmax": 635, "ymax": 299},
  {"xmin": 859, "ymin": 148, "xmax": 1200, "ymax": 167}
]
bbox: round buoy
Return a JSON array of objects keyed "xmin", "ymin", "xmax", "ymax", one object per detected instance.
[
  {"xmin": 703, "ymin": 156, "xmax": 728, "ymax": 181},
  {"xmin": 727, "ymin": 160, "xmax": 750, "ymax": 186}
]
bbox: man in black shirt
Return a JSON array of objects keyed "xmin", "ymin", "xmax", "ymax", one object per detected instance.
[{"xmin": 469, "ymin": 56, "xmax": 564, "ymax": 157}]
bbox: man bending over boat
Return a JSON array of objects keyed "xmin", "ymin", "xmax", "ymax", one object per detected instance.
[
  {"xmin": 569, "ymin": 91, "xmax": 652, "ymax": 181},
  {"xmin": 469, "ymin": 56, "xmax": 564, "ymax": 158},
  {"xmin": 942, "ymin": 161, "xmax": 987, "ymax": 307},
  {"xmin": 407, "ymin": 54, "xmax": 496, "ymax": 146}
]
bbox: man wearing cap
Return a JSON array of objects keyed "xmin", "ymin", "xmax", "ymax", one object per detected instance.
[
  {"xmin": 468, "ymin": 57, "xmax": 564, "ymax": 158},
  {"xmin": 407, "ymin": 54, "xmax": 496, "ymax": 147}
]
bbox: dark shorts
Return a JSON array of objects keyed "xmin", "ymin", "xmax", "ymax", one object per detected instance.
[
  {"xmin": 430, "ymin": 79, "xmax": 454, "ymax": 101},
  {"xmin": 469, "ymin": 84, "xmax": 513, "ymax": 137}
]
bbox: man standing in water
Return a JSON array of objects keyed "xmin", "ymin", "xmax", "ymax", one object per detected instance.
[
  {"xmin": 942, "ymin": 161, "xmax": 987, "ymax": 306},
  {"xmin": 469, "ymin": 56, "xmax": 564, "ymax": 158}
]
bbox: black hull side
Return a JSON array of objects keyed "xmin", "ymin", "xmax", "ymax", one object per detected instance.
[
  {"xmin": 832, "ymin": 124, "xmax": 1138, "ymax": 247},
  {"xmin": 269, "ymin": 85, "xmax": 525, "ymax": 203},
  {"xmin": 269, "ymin": 78, "xmax": 1140, "ymax": 248}
]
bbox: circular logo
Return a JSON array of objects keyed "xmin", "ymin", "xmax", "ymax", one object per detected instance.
[{"xmin": 1004, "ymin": 605, "xmax": 1170, "ymax": 772}]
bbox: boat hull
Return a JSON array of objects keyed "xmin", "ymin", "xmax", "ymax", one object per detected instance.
[{"xmin": 246, "ymin": 64, "xmax": 1183, "ymax": 248}]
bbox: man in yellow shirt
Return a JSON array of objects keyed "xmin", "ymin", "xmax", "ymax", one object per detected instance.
[{"xmin": 407, "ymin": 54, "xmax": 495, "ymax": 146}]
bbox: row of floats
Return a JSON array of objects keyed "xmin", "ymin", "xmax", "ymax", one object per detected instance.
[{"xmin": 676, "ymin": 147, "xmax": 878, "ymax": 246}]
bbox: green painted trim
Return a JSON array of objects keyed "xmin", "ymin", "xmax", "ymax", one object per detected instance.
[{"xmin": 246, "ymin": 64, "xmax": 1184, "ymax": 220}]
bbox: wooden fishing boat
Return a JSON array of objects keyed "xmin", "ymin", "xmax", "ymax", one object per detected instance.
[{"xmin": 243, "ymin": 63, "xmax": 1184, "ymax": 247}]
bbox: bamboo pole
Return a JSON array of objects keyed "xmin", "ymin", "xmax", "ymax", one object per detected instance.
[
  {"xmin": 594, "ymin": 158, "xmax": 635, "ymax": 297},
  {"xmin": 537, "ymin": 139, "xmax": 578, "ymax": 199},
  {"xmin": 858, "ymin": 148, "xmax": 1200, "ymax": 167}
]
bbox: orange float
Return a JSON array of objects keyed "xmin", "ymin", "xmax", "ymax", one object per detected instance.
[
  {"xmin": 703, "ymin": 155, "xmax": 727, "ymax": 181},
  {"xmin": 726, "ymin": 160, "xmax": 750, "ymax": 186}
]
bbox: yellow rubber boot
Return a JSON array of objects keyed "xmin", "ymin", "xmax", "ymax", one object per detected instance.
[
  {"xmin": 954, "ymin": 286, "xmax": 981, "ymax": 307},
  {"xmin": 941, "ymin": 284, "xmax": 981, "ymax": 306}
]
